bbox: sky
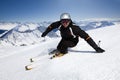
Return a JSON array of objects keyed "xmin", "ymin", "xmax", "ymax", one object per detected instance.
[{"xmin": 0, "ymin": 0, "xmax": 120, "ymax": 22}]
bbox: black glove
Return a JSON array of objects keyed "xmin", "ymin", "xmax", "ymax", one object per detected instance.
[
  {"xmin": 95, "ymin": 47, "xmax": 105, "ymax": 53},
  {"xmin": 41, "ymin": 32, "xmax": 47, "ymax": 37}
]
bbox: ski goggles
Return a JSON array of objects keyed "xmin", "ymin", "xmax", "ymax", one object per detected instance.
[{"xmin": 61, "ymin": 19, "xmax": 71, "ymax": 24}]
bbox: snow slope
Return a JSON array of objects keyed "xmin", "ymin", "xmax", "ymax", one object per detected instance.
[{"xmin": 0, "ymin": 23, "xmax": 120, "ymax": 80}]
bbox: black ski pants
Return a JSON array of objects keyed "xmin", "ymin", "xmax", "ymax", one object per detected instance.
[{"xmin": 57, "ymin": 37, "xmax": 79, "ymax": 54}]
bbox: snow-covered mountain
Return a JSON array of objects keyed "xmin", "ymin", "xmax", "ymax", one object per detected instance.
[
  {"xmin": 0, "ymin": 20, "xmax": 119, "ymax": 46},
  {"xmin": 75, "ymin": 20, "xmax": 115, "ymax": 31},
  {"xmin": 0, "ymin": 20, "xmax": 120, "ymax": 80},
  {"xmin": 0, "ymin": 22, "xmax": 19, "ymax": 36},
  {"xmin": 0, "ymin": 22, "xmax": 19, "ymax": 30},
  {"xmin": 0, "ymin": 22, "xmax": 58, "ymax": 46}
]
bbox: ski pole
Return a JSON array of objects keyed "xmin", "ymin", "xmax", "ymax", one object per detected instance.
[{"xmin": 97, "ymin": 40, "xmax": 101, "ymax": 47}]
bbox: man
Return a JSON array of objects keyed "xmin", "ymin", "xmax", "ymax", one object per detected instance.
[{"xmin": 41, "ymin": 13, "xmax": 105, "ymax": 57}]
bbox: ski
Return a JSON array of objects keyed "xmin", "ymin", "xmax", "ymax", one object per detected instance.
[
  {"xmin": 29, "ymin": 54, "xmax": 51, "ymax": 63},
  {"xmin": 50, "ymin": 53, "xmax": 65, "ymax": 59},
  {"xmin": 25, "ymin": 49, "xmax": 65, "ymax": 70},
  {"xmin": 25, "ymin": 54, "xmax": 65, "ymax": 71},
  {"xmin": 25, "ymin": 54, "xmax": 52, "ymax": 70},
  {"xmin": 28, "ymin": 49, "xmax": 55, "ymax": 63}
]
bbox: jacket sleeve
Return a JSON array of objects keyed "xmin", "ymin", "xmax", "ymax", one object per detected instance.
[
  {"xmin": 74, "ymin": 26, "xmax": 90, "ymax": 40},
  {"xmin": 41, "ymin": 21, "xmax": 61, "ymax": 37},
  {"xmin": 74, "ymin": 26, "xmax": 100, "ymax": 51}
]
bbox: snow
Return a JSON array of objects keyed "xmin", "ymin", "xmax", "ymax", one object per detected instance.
[
  {"xmin": 0, "ymin": 22, "xmax": 18, "ymax": 30},
  {"xmin": 0, "ymin": 21, "xmax": 120, "ymax": 80},
  {"xmin": 0, "ymin": 22, "xmax": 58, "ymax": 46}
]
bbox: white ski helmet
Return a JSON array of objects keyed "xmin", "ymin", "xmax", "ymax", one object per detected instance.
[{"xmin": 60, "ymin": 13, "xmax": 71, "ymax": 20}]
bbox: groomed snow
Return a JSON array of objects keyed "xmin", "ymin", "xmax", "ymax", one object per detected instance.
[{"xmin": 0, "ymin": 23, "xmax": 120, "ymax": 80}]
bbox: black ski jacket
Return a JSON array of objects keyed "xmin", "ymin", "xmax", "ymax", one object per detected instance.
[{"xmin": 42, "ymin": 21, "xmax": 90, "ymax": 41}]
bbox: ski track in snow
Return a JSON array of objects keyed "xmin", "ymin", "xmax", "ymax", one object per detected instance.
[{"xmin": 0, "ymin": 24, "xmax": 120, "ymax": 80}]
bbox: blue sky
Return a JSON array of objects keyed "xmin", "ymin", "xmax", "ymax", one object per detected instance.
[{"xmin": 0, "ymin": 0, "xmax": 120, "ymax": 22}]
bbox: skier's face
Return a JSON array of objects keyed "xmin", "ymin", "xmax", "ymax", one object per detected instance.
[{"xmin": 61, "ymin": 19, "xmax": 71, "ymax": 28}]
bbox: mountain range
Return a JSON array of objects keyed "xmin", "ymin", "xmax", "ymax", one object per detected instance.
[{"xmin": 0, "ymin": 20, "xmax": 119, "ymax": 46}]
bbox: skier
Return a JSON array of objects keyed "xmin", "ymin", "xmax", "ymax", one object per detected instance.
[{"xmin": 41, "ymin": 13, "xmax": 105, "ymax": 57}]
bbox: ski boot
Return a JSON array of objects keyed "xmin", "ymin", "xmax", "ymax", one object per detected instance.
[
  {"xmin": 50, "ymin": 53, "xmax": 65, "ymax": 59},
  {"xmin": 49, "ymin": 49, "xmax": 59, "ymax": 55}
]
